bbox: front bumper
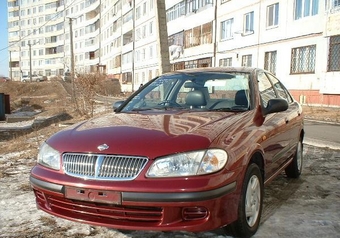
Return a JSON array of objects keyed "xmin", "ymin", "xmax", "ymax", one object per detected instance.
[{"xmin": 30, "ymin": 175, "xmax": 238, "ymax": 232}]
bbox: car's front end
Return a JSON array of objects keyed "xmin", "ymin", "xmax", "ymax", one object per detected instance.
[{"xmin": 30, "ymin": 110, "xmax": 249, "ymax": 232}]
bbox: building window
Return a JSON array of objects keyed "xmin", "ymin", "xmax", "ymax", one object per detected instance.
[
  {"xmin": 185, "ymin": 26, "xmax": 201, "ymax": 48},
  {"xmin": 294, "ymin": 0, "xmax": 319, "ymax": 20},
  {"xmin": 149, "ymin": 45, "xmax": 154, "ymax": 59},
  {"xmin": 201, "ymin": 22, "xmax": 212, "ymax": 44},
  {"xmin": 267, "ymin": 3, "xmax": 279, "ymax": 28},
  {"xmin": 219, "ymin": 57, "xmax": 232, "ymax": 67},
  {"xmin": 150, "ymin": 0, "xmax": 154, "ymax": 10},
  {"xmin": 242, "ymin": 54, "xmax": 252, "ymax": 67},
  {"xmin": 221, "ymin": 18, "xmax": 234, "ymax": 40},
  {"xmin": 186, "ymin": 0, "xmax": 213, "ymax": 14},
  {"xmin": 328, "ymin": 35, "xmax": 340, "ymax": 71},
  {"xmin": 185, "ymin": 59, "xmax": 198, "ymax": 68},
  {"xmin": 166, "ymin": 1, "xmax": 185, "ymax": 22},
  {"xmin": 291, "ymin": 45, "xmax": 316, "ymax": 74},
  {"xmin": 143, "ymin": 2, "xmax": 147, "ymax": 15},
  {"xmin": 149, "ymin": 21, "xmax": 153, "ymax": 35},
  {"xmin": 136, "ymin": 6, "xmax": 141, "ymax": 20},
  {"xmin": 264, "ymin": 51, "xmax": 277, "ymax": 75},
  {"xmin": 334, "ymin": 0, "xmax": 340, "ymax": 8},
  {"xmin": 243, "ymin": 11, "xmax": 254, "ymax": 34}
]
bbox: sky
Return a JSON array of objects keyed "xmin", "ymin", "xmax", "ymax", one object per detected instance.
[{"xmin": 0, "ymin": 1, "xmax": 9, "ymax": 77}]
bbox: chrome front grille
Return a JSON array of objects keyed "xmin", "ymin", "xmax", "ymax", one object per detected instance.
[{"xmin": 62, "ymin": 153, "xmax": 148, "ymax": 181}]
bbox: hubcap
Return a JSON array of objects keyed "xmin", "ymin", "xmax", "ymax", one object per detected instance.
[{"xmin": 245, "ymin": 175, "xmax": 261, "ymax": 227}]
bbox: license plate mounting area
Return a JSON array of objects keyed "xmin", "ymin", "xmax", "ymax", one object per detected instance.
[{"xmin": 65, "ymin": 186, "xmax": 121, "ymax": 205}]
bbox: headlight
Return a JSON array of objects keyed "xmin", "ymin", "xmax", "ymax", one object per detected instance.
[
  {"xmin": 37, "ymin": 142, "xmax": 61, "ymax": 170},
  {"xmin": 146, "ymin": 149, "xmax": 227, "ymax": 177}
]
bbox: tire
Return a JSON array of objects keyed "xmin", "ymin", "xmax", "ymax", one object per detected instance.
[
  {"xmin": 285, "ymin": 140, "xmax": 303, "ymax": 178},
  {"xmin": 224, "ymin": 163, "xmax": 263, "ymax": 237}
]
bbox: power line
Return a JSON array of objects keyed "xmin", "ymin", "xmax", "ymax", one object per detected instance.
[{"xmin": 0, "ymin": 0, "xmax": 80, "ymax": 53}]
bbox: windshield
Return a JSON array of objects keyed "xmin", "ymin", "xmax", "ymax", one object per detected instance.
[{"xmin": 121, "ymin": 71, "xmax": 251, "ymax": 112}]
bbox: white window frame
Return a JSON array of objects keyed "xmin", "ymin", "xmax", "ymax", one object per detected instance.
[
  {"xmin": 243, "ymin": 11, "xmax": 254, "ymax": 34},
  {"xmin": 294, "ymin": 0, "xmax": 319, "ymax": 20},
  {"xmin": 267, "ymin": 3, "xmax": 279, "ymax": 28},
  {"xmin": 220, "ymin": 18, "xmax": 234, "ymax": 40}
]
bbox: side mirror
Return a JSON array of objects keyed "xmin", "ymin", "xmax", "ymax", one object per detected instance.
[
  {"xmin": 263, "ymin": 98, "xmax": 288, "ymax": 115},
  {"xmin": 113, "ymin": 100, "xmax": 125, "ymax": 111}
]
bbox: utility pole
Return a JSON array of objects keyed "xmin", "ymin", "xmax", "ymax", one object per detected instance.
[
  {"xmin": 28, "ymin": 42, "xmax": 32, "ymax": 82},
  {"xmin": 132, "ymin": 0, "xmax": 135, "ymax": 91},
  {"xmin": 9, "ymin": 51, "xmax": 12, "ymax": 80},
  {"xmin": 155, "ymin": 0, "xmax": 171, "ymax": 74},
  {"xmin": 69, "ymin": 17, "xmax": 76, "ymax": 101}
]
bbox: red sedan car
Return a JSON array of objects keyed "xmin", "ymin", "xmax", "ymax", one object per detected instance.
[{"xmin": 30, "ymin": 67, "xmax": 304, "ymax": 237}]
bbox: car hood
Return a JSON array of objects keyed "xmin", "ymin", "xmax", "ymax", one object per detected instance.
[{"xmin": 47, "ymin": 111, "xmax": 250, "ymax": 159}]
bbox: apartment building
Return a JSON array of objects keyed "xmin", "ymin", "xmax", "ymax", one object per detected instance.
[
  {"xmin": 215, "ymin": 0, "xmax": 340, "ymax": 106},
  {"xmin": 7, "ymin": 0, "xmax": 340, "ymax": 106}
]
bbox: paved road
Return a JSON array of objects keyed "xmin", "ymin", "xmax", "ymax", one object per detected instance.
[{"xmin": 304, "ymin": 119, "xmax": 340, "ymax": 150}]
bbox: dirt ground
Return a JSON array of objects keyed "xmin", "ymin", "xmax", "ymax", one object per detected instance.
[{"xmin": 0, "ymin": 81, "xmax": 340, "ymax": 238}]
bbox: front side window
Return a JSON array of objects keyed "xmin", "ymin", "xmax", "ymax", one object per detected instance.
[
  {"xmin": 267, "ymin": 3, "xmax": 279, "ymax": 28},
  {"xmin": 266, "ymin": 73, "xmax": 293, "ymax": 103},
  {"xmin": 291, "ymin": 45, "xmax": 316, "ymax": 74},
  {"xmin": 221, "ymin": 18, "xmax": 234, "ymax": 40},
  {"xmin": 257, "ymin": 72, "xmax": 276, "ymax": 108},
  {"xmin": 294, "ymin": 0, "xmax": 319, "ymax": 20},
  {"xmin": 328, "ymin": 35, "xmax": 340, "ymax": 71}
]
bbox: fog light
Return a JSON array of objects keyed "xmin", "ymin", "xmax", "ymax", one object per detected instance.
[{"xmin": 182, "ymin": 207, "xmax": 208, "ymax": 221}]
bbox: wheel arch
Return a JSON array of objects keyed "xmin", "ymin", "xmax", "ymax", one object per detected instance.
[{"xmin": 249, "ymin": 151, "xmax": 265, "ymax": 182}]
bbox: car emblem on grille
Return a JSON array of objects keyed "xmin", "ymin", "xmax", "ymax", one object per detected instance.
[{"xmin": 97, "ymin": 144, "xmax": 109, "ymax": 151}]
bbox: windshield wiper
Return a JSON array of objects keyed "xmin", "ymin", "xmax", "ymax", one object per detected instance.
[
  {"xmin": 131, "ymin": 108, "xmax": 153, "ymax": 111},
  {"xmin": 131, "ymin": 106, "xmax": 187, "ymax": 111},
  {"xmin": 209, "ymin": 107, "xmax": 248, "ymax": 112}
]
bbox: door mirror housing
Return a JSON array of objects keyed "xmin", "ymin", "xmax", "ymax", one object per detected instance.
[
  {"xmin": 113, "ymin": 100, "xmax": 125, "ymax": 111},
  {"xmin": 263, "ymin": 98, "xmax": 288, "ymax": 115}
]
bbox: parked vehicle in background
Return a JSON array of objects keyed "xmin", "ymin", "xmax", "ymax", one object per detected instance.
[
  {"xmin": 63, "ymin": 72, "xmax": 71, "ymax": 82},
  {"xmin": 30, "ymin": 67, "xmax": 304, "ymax": 237},
  {"xmin": 21, "ymin": 74, "xmax": 46, "ymax": 82},
  {"xmin": 0, "ymin": 76, "xmax": 11, "ymax": 82}
]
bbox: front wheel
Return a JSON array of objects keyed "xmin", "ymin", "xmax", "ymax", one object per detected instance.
[
  {"xmin": 285, "ymin": 140, "xmax": 303, "ymax": 178},
  {"xmin": 224, "ymin": 163, "xmax": 263, "ymax": 237}
]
